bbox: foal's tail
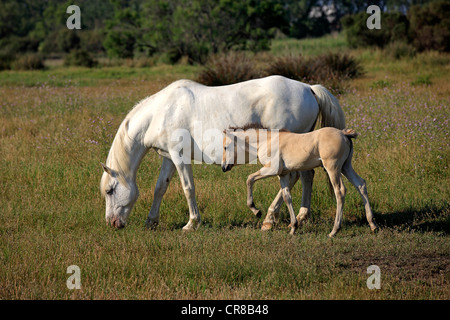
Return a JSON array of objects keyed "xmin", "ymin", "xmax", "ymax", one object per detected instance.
[
  {"xmin": 310, "ymin": 85, "xmax": 346, "ymax": 130},
  {"xmin": 325, "ymin": 128, "xmax": 359, "ymax": 197},
  {"xmin": 342, "ymin": 128, "xmax": 358, "ymax": 139}
]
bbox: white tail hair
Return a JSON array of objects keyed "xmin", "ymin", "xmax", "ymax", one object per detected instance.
[{"xmin": 311, "ymin": 84, "xmax": 346, "ymax": 129}]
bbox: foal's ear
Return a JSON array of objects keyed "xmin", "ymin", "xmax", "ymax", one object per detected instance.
[{"xmin": 101, "ymin": 162, "xmax": 113, "ymax": 175}]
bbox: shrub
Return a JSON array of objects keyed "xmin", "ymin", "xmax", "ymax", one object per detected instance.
[
  {"xmin": 11, "ymin": 53, "xmax": 45, "ymax": 70},
  {"xmin": 341, "ymin": 12, "xmax": 409, "ymax": 49},
  {"xmin": 264, "ymin": 55, "xmax": 312, "ymax": 82},
  {"xmin": 64, "ymin": 49, "xmax": 98, "ymax": 68},
  {"xmin": 384, "ymin": 41, "xmax": 417, "ymax": 60},
  {"xmin": 263, "ymin": 52, "xmax": 363, "ymax": 93},
  {"xmin": 317, "ymin": 52, "xmax": 364, "ymax": 79},
  {"xmin": 196, "ymin": 52, "xmax": 260, "ymax": 86},
  {"xmin": 408, "ymin": 1, "xmax": 450, "ymax": 52},
  {"xmin": 0, "ymin": 51, "xmax": 14, "ymax": 70},
  {"xmin": 370, "ymin": 79, "xmax": 392, "ymax": 89},
  {"xmin": 411, "ymin": 75, "xmax": 432, "ymax": 86}
]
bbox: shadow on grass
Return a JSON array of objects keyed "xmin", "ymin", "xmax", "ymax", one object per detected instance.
[{"xmin": 364, "ymin": 204, "xmax": 450, "ymax": 235}]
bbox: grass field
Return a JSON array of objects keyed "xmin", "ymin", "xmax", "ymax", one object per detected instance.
[{"xmin": 0, "ymin": 35, "xmax": 449, "ymax": 299}]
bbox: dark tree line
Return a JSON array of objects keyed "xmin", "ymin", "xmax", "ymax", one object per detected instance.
[{"xmin": 0, "ymin": 0, "xmax": 446, "ymax": 67}]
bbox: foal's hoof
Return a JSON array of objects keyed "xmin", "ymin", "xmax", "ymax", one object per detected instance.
[
  {"xmin": 182, "ymin": 219, "xmax": 201, "ymax": 232},
  {"xmin": 288, "ymin": 223, "xmax": 298, "ymax": 235},
  {"xmin": 261, "ymin": 222, "xmax": 273, "ymax": 231},
  {"xmin": 254, "ymin": 210, "xmax": 262, "ymax": 219}
]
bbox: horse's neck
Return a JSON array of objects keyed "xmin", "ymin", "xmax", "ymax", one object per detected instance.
[
  {"xmin": 125, "ymin": 140, "xmax": 148, "ymax": 181},
  {"xmin": 108, "ymin": 119, "xmax": 148, "ymax": 182}
]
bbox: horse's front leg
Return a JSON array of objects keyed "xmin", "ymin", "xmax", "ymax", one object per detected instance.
[
  {"xmin": 146, "ymin": 157, "xmax": 176, "ymax": 229},
  {"xmin": 262, "ymin": 171, "xmax": 301, "ymax": 231},
  {"xmin": 246, "ymin": 170, "xmax": 272, "ymax": 218},
  {"xmin": 175, "ymin": 162, "xmax": 201, "ymax": 231}
]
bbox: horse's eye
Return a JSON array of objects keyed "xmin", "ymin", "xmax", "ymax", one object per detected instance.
[{"xmin": 106, "ymin": 188, "xmax": 114, "ymax": 195}]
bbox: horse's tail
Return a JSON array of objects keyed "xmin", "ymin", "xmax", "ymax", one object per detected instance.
[{"xmin": 310, "ymin": 84, "xmax": 346, "ymax": 130}]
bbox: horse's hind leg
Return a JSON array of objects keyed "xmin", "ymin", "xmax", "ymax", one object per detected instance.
[
  {"xmin": 262, "ymin": 171, "xmax": 301, "ymax": 230},
  {"xmin": 296, "ymin": 170, "xmax": 314, "ymax": 227},
  {"xmin": 325, "ymin": 165, "xmax": 346, "ymax": 238},
  {"xmin": 342, "ymin": 162, "xmax": 378, "ymax": 232},
  {"xmin": 279, "ymin": 174, "xmax": 298, "ymax": 235},
  {"xmin": 146, "ymin": 157, "xmax": 176, "ymax": 229}
]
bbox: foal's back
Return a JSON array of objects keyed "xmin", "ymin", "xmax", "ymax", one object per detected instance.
[{"xmin": 278, "ymin": 127, "xmax": 353, "ymax": 172}]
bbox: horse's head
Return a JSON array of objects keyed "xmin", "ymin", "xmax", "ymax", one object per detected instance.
[
  {"xmin": 221, "ymin": 129, "xmax": 236, "ymax": 172},
  {"xmin": 100, "ymin": 163, "xmax": 138, "ymax": 229}
]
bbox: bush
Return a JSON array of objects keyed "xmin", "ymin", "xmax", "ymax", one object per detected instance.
[
  {"xmin": 341, "ymin": 12, "xmax": 409, "ymax": 49},
  {"xmin": 11, "ymin": 53, "xmax": 45, "ymax": 70},
  {"xmin": 384, "ymin": 41, "xmax": 417, "ymax": 60},
  {"xmin": 64, "ymin": 49, "xmax": 97, "ymax": 68},
  {"xmin": 317, "ymin": 52, "xmax": 363, "ymax": 79},
  {"xmin": 196, "ymin": 52, "xmax": 260, "ymax": 86},
  {"xmin": 264, "ymin": 55, "xmax": 312, "ymax": 82},
  {"xmin": 263, "ymin": 52, "xmax": 363, "ymax": 93},
  {"xmin": 0, "ymin": 51, "xmax": 14, "ymax": 70},
  {"xmin": 408, "ymin": 1, "xmax": 450, "ymax": 52}
]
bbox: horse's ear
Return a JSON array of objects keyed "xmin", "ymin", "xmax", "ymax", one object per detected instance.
[{"xmin": 101, "ymin": 162, "xmax": 112, "ymax": 175}]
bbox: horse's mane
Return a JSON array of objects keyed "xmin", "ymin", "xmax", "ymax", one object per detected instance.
[
  {"xmin": 228, "ymin": 122, "xmax": 290, "ymax": 132},
  {"xmin": 100, "ymin": 118, "xmax": 133, "ymax": 196}
]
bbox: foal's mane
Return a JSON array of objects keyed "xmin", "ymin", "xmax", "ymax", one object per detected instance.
[{"xmin": 228, "ymin": 122, "xmax": 290, "ymax": 132}]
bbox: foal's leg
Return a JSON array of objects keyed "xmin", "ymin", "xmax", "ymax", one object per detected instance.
[
  {"xmin": 296, "ymin": 170, "xmax": 314, "ymax": 227},
  {"xmin": 325, "ymin": 165, "xmax": 346, "ymax": 238},
  {"xmin": 146, "ymin": 157, "xmax": 176, "ymax": 229},
  {"xmin": 175, "ymin": 162, "xmax": 201, "ymax": 231},
  {"xmin": 342, "ymin": 162, "xmax": 378, "ymax": 232},
  {"xmin": 262, "ymin": 171, "xmax": 301, "ymax": 230},
  {"xmin": 247, "ymin": 169, "xmax": 274, "ymax": 217},
  {"xmin": 279, "ymin": 174, "xmax": 299, "ymax": 235}
]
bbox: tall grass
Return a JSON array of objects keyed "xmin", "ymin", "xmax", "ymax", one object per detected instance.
[{"xmin": 0, "ymin": 40, "xmax": 449, "ymax": 299}]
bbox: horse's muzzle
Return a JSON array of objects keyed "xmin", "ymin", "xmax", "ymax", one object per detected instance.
[
  {"xmin": 108, "ymin": 216, "xmax": 125, "ymax": 229},
  {"xmin": 222, "ymin": 164, "xmax": 233, "ymax": 172}
]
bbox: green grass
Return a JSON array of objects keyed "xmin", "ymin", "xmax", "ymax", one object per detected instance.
[
  {"xmin": 0, "ymin": 36, "xmax": 449, "ymax": 299},
  {"xmin": 0, "ymin": 64, "xmax": 198, "ymax": 87},
  {"xmin": 271, "ymin": 33, "xmax": 348, "ymax": 57}
]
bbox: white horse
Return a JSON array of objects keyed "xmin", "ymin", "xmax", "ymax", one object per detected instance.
[{"xmin": 100, "ymin": 75, "xmax": 345, "ymax": 230}]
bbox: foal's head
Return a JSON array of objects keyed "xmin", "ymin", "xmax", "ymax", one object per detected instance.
[{"xmin": 221, "ymin": 129, "xmax": 237, "ymax": 172}]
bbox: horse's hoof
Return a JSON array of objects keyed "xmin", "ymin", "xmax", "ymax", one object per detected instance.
[
  {"xmin": 261, "ymin": 222, "xmax": 273, "ymax": 231},
  {"xmin": 255, "ymin": 210, "xmax": 262, "ymax": 219},
  {"xmin": 145, "ymin": 219, "xmax": 159, "ymax": 230}
]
